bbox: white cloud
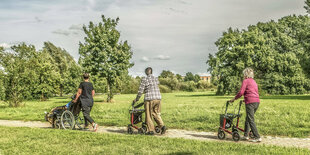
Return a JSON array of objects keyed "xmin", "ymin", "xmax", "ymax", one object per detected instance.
[
  {"xmin": 0, "ymin": 43, "xmax": 11, "ymax": 49},
  {"xmin": 154, "ymin": 55, "xmax": 170, "ymax": 60},
  {"xmin": 140, "ymin": 56, "xmax": 150, "ymax": 62}
]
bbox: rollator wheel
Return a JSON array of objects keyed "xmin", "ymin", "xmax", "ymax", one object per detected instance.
[
  {"xmin": 232, "ymin": 131, "xmax": 240, "ymax": 142},
  {"xmin": 127, "ymin": 125, "xmax": 133, "ymax": 134},
  {"xmin": 249, "ymin": 130, "xmax": 255, "ymax": 138},
  {"xmin": 217, "ymin": 129, "xmax": 225, "ymax": 140},
  {"xmin": 141, "ymin": 123, "xmax": 147, "ymax": 134},
  {"xmin": 138, "ymin": 127, "xmax": 145, "ymax": 134},
  {"xmin": 155, "ymin": 126, "xmax": 161, "ymax": 133}
]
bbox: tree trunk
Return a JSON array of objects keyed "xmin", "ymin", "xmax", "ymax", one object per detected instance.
[
  {"xmin": 60, "ymin": 85, "xmax": 63, "ymax": 97},
  {"xmin": 107, "ymin": 83, "xmax": 113, "ymax": 102}
]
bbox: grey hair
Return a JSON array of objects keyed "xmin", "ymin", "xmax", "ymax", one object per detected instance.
[{"xmin": 243, "ymin": 67, "xmax": 254, "ymax": 78}]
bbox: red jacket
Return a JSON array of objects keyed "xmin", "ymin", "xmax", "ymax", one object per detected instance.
[{"xmin": 234, "ymin": 78, "xmax": 260, "ymax": 104}]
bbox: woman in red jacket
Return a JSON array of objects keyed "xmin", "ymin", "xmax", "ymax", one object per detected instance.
[{"xmin": 230, "ymin": 68, "xmax": 261, "ymax": 142}]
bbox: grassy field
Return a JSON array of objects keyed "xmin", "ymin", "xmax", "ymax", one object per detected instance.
[
  {"xmin": 0, "ymin": 126, "xmax": 309, "ymax": 155},
  {"xmin": 0, "ymin": 92, "xmax": 309, "ymax": 138}
]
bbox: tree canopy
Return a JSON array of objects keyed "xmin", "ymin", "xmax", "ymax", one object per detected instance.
[
  {"xmin": 0, "ymin": 42, "xmax": 81, "ymax": 106},
  {"xmin": 207, "ymin": 15, "xmax": 310, "ymax": 95},
  {"xmin": 79, "ymin": 15, "xmax": 133, "ymax": 102}
]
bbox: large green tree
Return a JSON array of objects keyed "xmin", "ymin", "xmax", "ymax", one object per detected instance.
[
  {"xmin": 0, "ymin": 43, "xmax": 63, "ymax": 105},
  {"xmin": 79, "ymin": 15, "xmax": 133, "ymax": 102},
  {"xmin": 43, "ymin": 42, "xmax": 81, "ymax": 96},
  {"xmin": 0, "ymin": 43, "xmax": 37, "ymax": 106},
  {"xmin": 208, "ymin": 15, "xmax": 309, "ymax": 95},
  {"xmin": 34, "ymin": 51, "xmax": 61, "ymax": 100}
]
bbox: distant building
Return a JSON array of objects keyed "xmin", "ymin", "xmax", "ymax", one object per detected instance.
[{"xmin": 200, "ymin": 76, "xmax": 211, "ymax": 83}]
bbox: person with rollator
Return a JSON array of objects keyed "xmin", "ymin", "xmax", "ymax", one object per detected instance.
[
  {"xmin": 133, "ymin": 67, "xmax": 167, "ymax": 135},
  {"xmin": 230, "ymin": 68, "xmax": 261, "ymax": 142}
]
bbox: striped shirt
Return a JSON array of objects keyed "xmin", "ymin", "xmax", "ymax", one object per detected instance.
[{"xmin": 136, "ymin": 75, "xmax": 161, "ymax": 101}]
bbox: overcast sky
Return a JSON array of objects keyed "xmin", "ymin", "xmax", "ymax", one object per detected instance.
[{"xmin": 0, "ymin": 0, "xmax": 306, "ymax": 76}]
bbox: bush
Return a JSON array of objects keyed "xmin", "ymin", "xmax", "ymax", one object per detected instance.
[
  {"xmin": 179, "ymin": 81, "xmax": 196, "ymax": 92},
  {"xmin": 197, "ymin": 81, "xmax": 211, "ymax": 89},
  {"xmin": 159, "ymin": 85, "xmax": 172, "ymax": 93},
  {"xmin": 159, "ymin": 78, "xmax": 179, "ymax": 90},
  {"xmin": 120, "ymin": 77, "xmax": 140, "ymax": 94}
]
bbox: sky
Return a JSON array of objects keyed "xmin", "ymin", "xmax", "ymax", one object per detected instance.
[{"xmin": 0, "ymin": 0, "xmax": 306, "ymax": 76}]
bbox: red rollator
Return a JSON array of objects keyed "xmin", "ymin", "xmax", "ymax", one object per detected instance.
[{"xmin": 218, "ymin": 100, "xmax": 254, "ymax": 141}]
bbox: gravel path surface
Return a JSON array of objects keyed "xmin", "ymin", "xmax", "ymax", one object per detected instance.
[{"xmin": 0, "ymin": 119, "xmax": 309, "ymax": 150}]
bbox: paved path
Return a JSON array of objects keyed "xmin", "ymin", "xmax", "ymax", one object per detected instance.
[{"xmin": 0, "ymin": 120, "xmax": 309, "ymax": 150}]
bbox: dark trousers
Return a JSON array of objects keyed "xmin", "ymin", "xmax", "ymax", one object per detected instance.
[
  {"xmin": 244, "ymin": 102, "xmax": 260, "ymax": 138},
  {"xmin": 82, "ymin": 104, "xmax": 94, "ymax": 126}
]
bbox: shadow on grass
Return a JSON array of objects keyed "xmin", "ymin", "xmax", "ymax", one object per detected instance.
[
  {"xmin": 53, "ymin": 101, "xmax": 70, "ymax": 104},
  {"xmin": 106, "ymin": 129, "xmax": 126, "ymax": 134},
  {"xmin": 261, "ymin": 95, "xmax": 310, "ymax": 100},
  {"xmin": 175, "ymin": 94, "xmax": 215, "ymax": 97},
  {"xmin": 54, "ymin": 97, "xmax": 70, "ymax": 99},
  {"xmin": 94, "ymin": 99, "xmax": 105, "ymax": 102},
  {"xmin": 165, "ymin": 152, "xmax": 193, "ymax": 155},
  {"xmin": 175, "ymin": 94, "xmax": 231, "ymax": 99},
  {"xmin": 0, "ymin": 105, "xmax": 8, "ymax": 109},
  {"xmin": 187, "ymin": 133, "xmax": 218, "ymax": 140}
]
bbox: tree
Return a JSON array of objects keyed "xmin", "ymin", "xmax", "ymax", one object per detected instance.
[
  {"xmin": 79, "ymin": 15, "xmax": 133, "ymax": 102},
  {"xmin": 194, "ymin": 74, "xmax": 201, "ymax": 83},
  {"xmin": 34, "ymin": 51, "xmax": 61, "ymax": 100},
  {"xmin": 207, "ymin": 16, "xmax": 309, "ymax": 95},
  {"xmin": 175, "ymin": 74, "xmax": 183, "ymax": 81},
  {"xmin": 0, "ymin": 43, "xmax": 37, "ymax": 106},
  {"xmin": 159, "ymin": 70, "xmax": 175, "ymax": 78},
  {"xmin": 43, "ymin": 42, "xmax": 81, "ymax": 96},
  {"xmin": 305, "ymin": 0, "xmax": 310, "ymax": 14},
  {"xmin": 0, "ymin": 47, "xmax": 5, "ymax": 100},
  {"xmin": 184, "ymin": 72, "xmax": 195, "ymax": 82}
]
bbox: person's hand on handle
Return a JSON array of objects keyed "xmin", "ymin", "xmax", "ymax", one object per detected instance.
[
  {"xmin": 229, "ymin": 98, "xmax": 235, "ymax": 103},
  {"xmin": 132, "ymin": 99, "xmax": 137, "ymax": 106}
]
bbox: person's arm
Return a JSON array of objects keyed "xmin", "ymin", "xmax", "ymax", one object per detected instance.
[
  {"xmin": 73, "ymin": 88, "xmax": 82, "ymax": 103},
  {"xmin": 92, "ymin": 90, "xmax": 95, "ymax": 97},
  {"xmin": 156, "ymin": 77, "xmax": 160, "ymax": 85},
  {"xmin": 134, "ymin": 78, "xmax": 146, "ymax": 103},
  {"xmin": 230, "ymin": 79, "xmax": 247, "ymax": 102}
]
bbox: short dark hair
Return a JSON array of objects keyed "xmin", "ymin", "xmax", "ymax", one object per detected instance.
[
  {"xmin": 83, "ymin": 73, "xmax": 90, "ymax": 79},
  {"xmin": 145, "ymin": 67, "xmax": 152, "ymax": 75}
]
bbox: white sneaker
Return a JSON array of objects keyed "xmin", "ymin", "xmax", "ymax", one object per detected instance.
[
  {"xmin": 242, "ymin": 136, "xmax": 249, "ymax": 141},
  {"xmin": 251, "ymin": 138, "xmax": 262, "ymax": 142},
  {"xmin": 93, "ymin": 123, "xmax": 98, "ymax": 132}
]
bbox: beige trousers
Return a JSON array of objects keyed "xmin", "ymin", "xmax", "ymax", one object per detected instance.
[{"xmin": 144, "ymin": 100, "xmax": 164, "ymax": 132}]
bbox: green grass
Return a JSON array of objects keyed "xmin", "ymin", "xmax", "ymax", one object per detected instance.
[
  {"xmin": 0, "ymin": 92, "xmax": 309, "ymax": 137},
  {"xmin": 0, "ymin": 126, "xmax": 309, "ymax": 155}
]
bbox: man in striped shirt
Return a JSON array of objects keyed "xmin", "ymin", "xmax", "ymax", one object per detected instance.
[{"xmin": 133, "ymin": 67, "xmax": 166, "ymax": 135}]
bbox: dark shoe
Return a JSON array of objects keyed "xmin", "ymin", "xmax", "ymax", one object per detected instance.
[
  {"xmin": 161, "ymin": 126, "xmax": 167, "ymax": 135},
  {"xmin": 146, "ymin": 131, "xmax": 154, "ymax": 135}
]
